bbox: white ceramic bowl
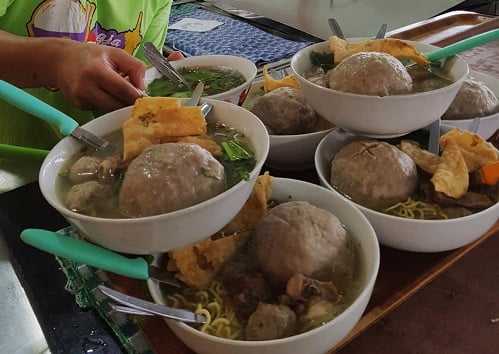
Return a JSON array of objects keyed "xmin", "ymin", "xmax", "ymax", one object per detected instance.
[
  {"xmin": 145, "ymin": 55, "xmax": 257, "ymax": 106},
  {"xmin": 315, "ymin": 129, "xmax": 499, "ymax": 252},
  {"xmin": 291, "ymin": 39, "xmax": 469, "ymax": 136},
  {"xmin": 443, "ymin": 70, "xmax": 499, "ymax": 140},
  {"xmin": 39, "ymin": 99, "xmax": 269, "ymax": 254},
  {"xmin": 243, "ymin": 81, "xmax": 334, "ymax": 170},
  {"xmin": 148, "ymin": 177, "xmax": 380, "ymax": 354}
]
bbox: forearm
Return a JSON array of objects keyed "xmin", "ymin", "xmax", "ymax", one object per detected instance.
[{"xmin": 0, "ymin": 30, "xmax": 72, "ymax": 88}]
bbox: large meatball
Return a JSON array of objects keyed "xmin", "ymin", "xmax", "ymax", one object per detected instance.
[
  {"xmin": 328, "ymin": 52, "xmax": 413, "ymax": 96},
  {"xmin": 443, "ymin": 78, "xmax": 498, "ymax": 120},
  {"xmin": 119, "ymin": 143, "xmax": 225, "ymax": 217},
  {"xmin": 331, "ymin": 140, "xmax": 418, "ymax": 210},
  {"xmin": 251, "ymin": 87, "xmax": 318, "ymax": 135},
  {"xmin": 255, "ymin": 201, "xmax": 354, "ymax": 285}
]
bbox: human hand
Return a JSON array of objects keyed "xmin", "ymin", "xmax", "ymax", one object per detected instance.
[{"xmin": 54, "ymin": 41, "xmax": 146, "ymax": 112}]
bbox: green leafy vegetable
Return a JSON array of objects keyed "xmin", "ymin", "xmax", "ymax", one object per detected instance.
[
  {"xmin": 147, "ymin": 66, "xmax": 246, "ymax": 97},
  {"xmin": 219, "ymin": 138, "xmax": 255, "ymax": 188},
  {"xmin": 221, "ymin": 140, "xmax": 254, "ymax": 161},
  {"xmin": 310, "ymin": 51, "xmax": 335, "ymax": 72}
]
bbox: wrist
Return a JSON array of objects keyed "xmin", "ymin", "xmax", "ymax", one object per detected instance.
[{"xmin": 34, "ymin": 38, "xmax": 75, "ymax": 88}]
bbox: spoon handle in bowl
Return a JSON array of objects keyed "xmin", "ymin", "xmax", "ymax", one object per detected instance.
[
  {"xmin": 0, "ymin": 80, "xmax": 78, "ymax": 136},
  {"xmin": 425, "ymin": 29, "xmax": 499, "ymax": 63},
  {"xmin": 20, "ymin": 229, "xmax": 149, "ymax": 280}
]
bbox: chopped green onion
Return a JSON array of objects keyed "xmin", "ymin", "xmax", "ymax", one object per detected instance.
[{"xmin": 221, "ymin": 140, "xmax": 253, "ymax": 161}]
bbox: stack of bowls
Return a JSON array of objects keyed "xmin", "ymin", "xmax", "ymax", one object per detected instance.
[{"xmin": 290, "ymin": 38, "xmax": 498, "ymax": 253}]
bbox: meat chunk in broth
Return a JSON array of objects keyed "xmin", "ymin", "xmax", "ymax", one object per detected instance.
[
  {"xmin": 69, "ymin": 156, "xmax": 101, "ymax": 184},
  {"xmin": 119, "ymin": 143, "xmax": 225, "ymax": 217},
  {"xmin": 245, "ymin": 303, "xmax": 297, "ymax": 341},
  {"xmin": 66, "ymin": 181, "xmax": 113, "ymax": 214},
  {"xmin": 286, "ymin": 274, "xmax": 340, "ymax": 303}
]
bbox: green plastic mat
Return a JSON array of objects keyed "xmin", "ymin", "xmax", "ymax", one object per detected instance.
[{"xmin": 56, "ymin": 227, "xmax": 154, "ymax": 354}]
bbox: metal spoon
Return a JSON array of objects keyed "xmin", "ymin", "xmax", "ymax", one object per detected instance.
[
  {"xmin": 144, "ymin": 42, "xmax": 190, "ymax": 88},
  {"xmin": 328, "ymin": 18, "xmax": 387, "ymax": 40},
  {"xmin": 328, "ymin": 18, "xmax": 345, "ymax": 39},
  {"xmin": 470, "ymin": 117, "xmax": 481, "ymax": 134},
  {"xmin": 427, "ymin": 119, "xmax": 441, "ymax": 154},
  {"xmin": 375, "ymin": 24, "xmax": 388, "ymax": 39},
  {"xmin": 98, "ymin": 285, "xmax": 207, "ymax": 324}
]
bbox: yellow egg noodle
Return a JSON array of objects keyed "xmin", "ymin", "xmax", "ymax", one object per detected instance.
[{"xmin": 166, "ymin": 280, "xmax": 242, "ymax": 339}]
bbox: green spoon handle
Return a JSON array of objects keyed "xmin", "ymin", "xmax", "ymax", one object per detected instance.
[
  {"xmin": 21, "ymin": 228, "xmax": 149, "ymax": 280},
  {"xmin": 426, "ymin": 29, "xmax": 499, "ymax": 62},
  {"xmin": 0, "ymin": 144, "xmax": 49, "ymax": 161},
  {"xmin": 0, "ymin": 80, "xmax": 78, "ymax": 136}
]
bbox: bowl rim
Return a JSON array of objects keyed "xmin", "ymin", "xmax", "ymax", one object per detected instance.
[
  {"xmin": 314, "ymin": 129, "xmax": 499, "ymax": 225},
  {"xmin": 290, "ymin": 40, "xmax": 469, "ymax": 100},
  {"xmin": 147, "ymin": 54, "xmax": 258, "ymax": 99},
  {"xmin": 269, "ymin": 127, "xmax": 335, "ymax": 140},
  {"xmin": 152, "ymin": 177, "xmax": 380, "ymax": 346},
  {"xmin": 39, "ymin": 100, "xmax": 270, "ymax": 224}
]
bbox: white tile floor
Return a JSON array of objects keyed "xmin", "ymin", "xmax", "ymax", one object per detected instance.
[{"xmin": 0, "ymin": 236, "xmax": 49, "ymax": 354}]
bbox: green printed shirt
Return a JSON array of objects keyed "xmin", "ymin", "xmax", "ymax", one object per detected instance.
[{"xmin": 0, "ymin": 0, "xmax": 172, "ymax": 148}]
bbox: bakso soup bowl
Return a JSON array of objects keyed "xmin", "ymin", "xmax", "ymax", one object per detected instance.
[
  {"xmin": 148, "ymin": 177, "xmax": 380, "ymax": 354},
  {"xmin": 39, "ymin": 99, "xmax": 269, "ymax": 254},
  {"xmin": 268, "ymin": 130, "xmax": 333, "ymax": 170},
  {"xmin": 442, "ymin": 70, "xmax": 499, "ymax": 140},
  {"xmin": 315, "ymin": 129, "xmax": 499, "ymax": 252},
  {"xmin": 244, "ymin": 81, "xmax": 334, "ymax": 170},
  {"xmin": 145, "ymin": 55, "xmax": 257, "ymax": 105},
  {"xmin": 291, "ymin": 40, "xmax": 469, "ymax": 136}
]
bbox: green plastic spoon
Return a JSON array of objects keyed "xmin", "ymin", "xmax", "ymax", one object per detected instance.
[
  {"xmin": 425, "ymin": 29, "xmax": 499, "ymax": 63},
  {"xmin": 0, "ymin": 144, "xmax": 49, "ymax": 161},
  {"xmin": 21, "ymin": 228, "xmax": 180, "ymax": 287}
]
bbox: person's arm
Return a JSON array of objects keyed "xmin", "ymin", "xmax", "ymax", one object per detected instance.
[{"xmin": 0, "ymin": 30, "xmax": 146, "ymax": 112}]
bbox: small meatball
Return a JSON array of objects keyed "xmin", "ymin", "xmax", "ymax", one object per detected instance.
[
  {"xmin": 286, "ymin": 274, "xmax": 340, "ymax": 303},
  {"xmin": 331, "ymin": 140, "xmax": 419, "ymax": 210},
  {"xmin": 68, "ymin": 156, "xmax": 101, "ymax": 184},
  {"xmin": 246, "ymin": 303, "xmax": 296, "ymax": 340},
  {"xmin": 65, "ymin": 181, "xmax": 112, "ymax": 214},
  {"xmin": 328, "ymin": 52, "xmax": 413, "ymax": 96},
  {"xmin": 255, "ymin": 201, "xmax": 355, "ymax": 285},
  {"xmin": 251, "ymin": 87, "xmax": 318, "ymax": 135},
  {"xmin": 443, "ymin": 78, "xmax": 498, "ymax": 120},
  {"xmin": 119, "ymin": 143, "xmax": 225, "ymax": 217}
]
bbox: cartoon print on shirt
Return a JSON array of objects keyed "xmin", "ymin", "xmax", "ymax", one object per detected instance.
[
  {"xmin": 26, "ymin": 0, "xmax": 95, "ymax": 41},
  {"xmin": 88, "ymin": 11, "xmax": 143, "ymax": 55},
  {"xmin": 27, "ymin": 0, "xmax": 143, "ymax": 55}
]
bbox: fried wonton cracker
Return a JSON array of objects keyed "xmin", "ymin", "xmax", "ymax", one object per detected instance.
[
  {"xmin": 439, "ymin": 128, "xmax": 499, "ymax": 172},
  {"xmin": 400, "ymin": 140, "xmax": 441, "ymax": 174},
  {"xmin": 221, "ymin": 173, "xmax": 272, "ymax": 235},
  {"xmin": 263, "ymin": 65, "xmax": 300, "ymax": 93},
  {"xmin": 431, "ymin": 142, "xmax": 469, "ymax": 199},
  {"xmin": 168, "ymin": 232, "xmax": 248, "ymax": 289},
  {"xmin": 123, "ymin": 101, "xmax": 207, "ymax": 161},
  {"xmin": 329, "ymin": 36, "xmax": 429, "ymax": 66}
]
